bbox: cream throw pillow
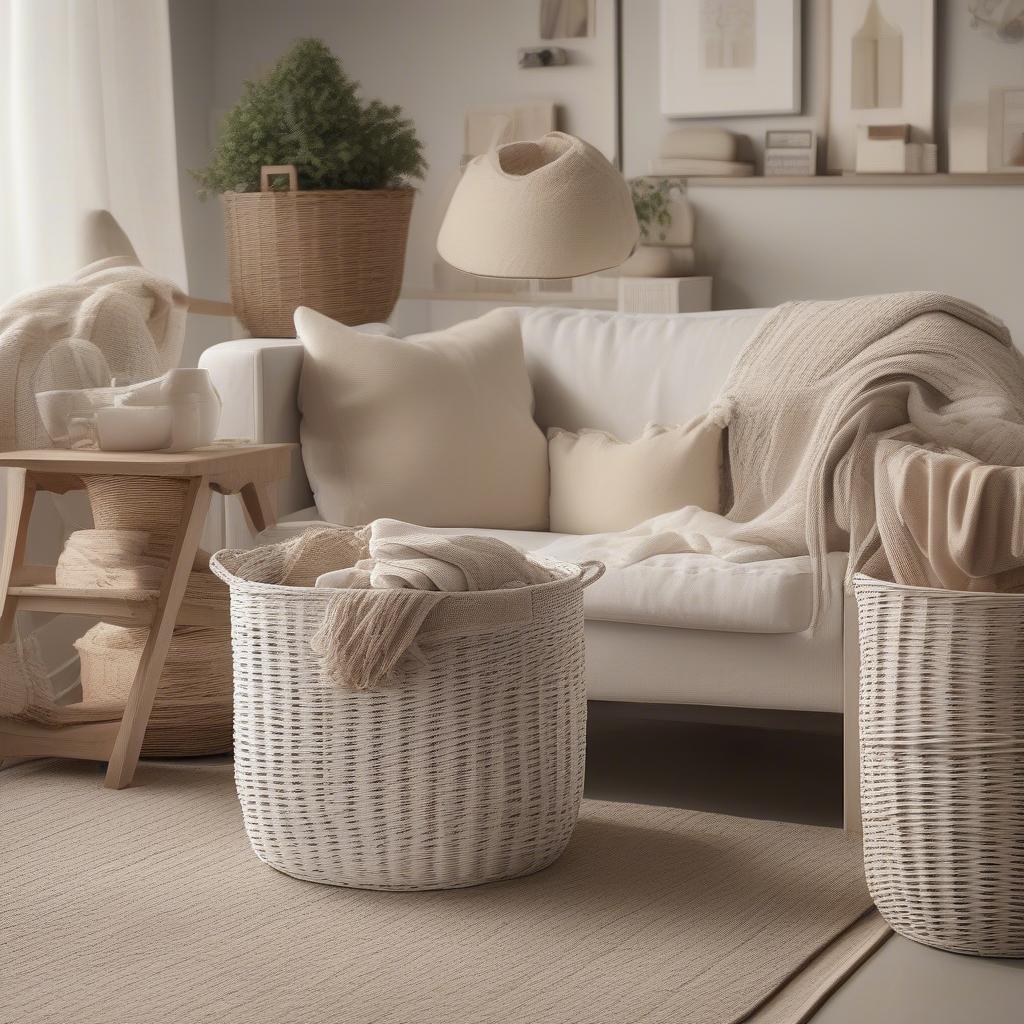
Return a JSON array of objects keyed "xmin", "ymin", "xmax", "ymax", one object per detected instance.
[
  {"xmin": 548, "ymin": 419, "xmax": 722, "ymax": 534},
  {"xmin": 296, "ymin": 306, "xmax": 549, "ymax": 529}
]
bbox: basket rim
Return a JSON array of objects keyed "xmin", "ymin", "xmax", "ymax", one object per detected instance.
[
  {"xmin": 221, "ymin": 186, "xmax": 416, "ymax": 199},
  {"xmin": 852, "ymin": 572, "xmax": 1024, "ymax": 602},
  {"xmin": 209, "ymin": 550, "xmax": 592, "ymax": 599}
]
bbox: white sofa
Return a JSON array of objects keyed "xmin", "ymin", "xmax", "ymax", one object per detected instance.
[{"xmin": 200, "ymin": 306, "xmax": 861, "ymax": 828}]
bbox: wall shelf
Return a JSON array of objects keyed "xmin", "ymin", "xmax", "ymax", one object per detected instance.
[{"xmin": 684, "ymin": 174, "xmax": 1024, "ymax": 187}]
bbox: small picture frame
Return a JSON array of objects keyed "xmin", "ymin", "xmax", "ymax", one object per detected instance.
[
  {"xmin": 660, "ymin": 0, "xmax": 801, "ymax": 118},
  {"xmin": 988, "ymin": 87, "xmax": 1024, "ymax": 172},
  {"xmin": 540, "ymin": 0, "xmax": 595, "ymax": 40}
]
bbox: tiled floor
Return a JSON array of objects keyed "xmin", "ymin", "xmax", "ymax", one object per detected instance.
[{"xmin": 584, "ymin": 701, "xmax": 1024, "ymax": 1024}]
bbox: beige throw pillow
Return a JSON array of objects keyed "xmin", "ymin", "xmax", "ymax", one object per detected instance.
[
  {"xmin": 548, "ymin": 419, "xmax": 722, "ymax": 534},
  {"xmin": 296, "ymin": 306, "xmax": 549, "ymax": 529}
]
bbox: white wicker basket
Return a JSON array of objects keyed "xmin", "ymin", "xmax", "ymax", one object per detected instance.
[
  {"xmin": 853, "ymin": 574, "xmax": 1024, "ymax": 957},
  {"xmin": 210, "ymin": 547, "xmax": 602, "ymax": 891}
]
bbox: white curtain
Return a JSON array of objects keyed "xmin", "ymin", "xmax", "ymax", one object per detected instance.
[
  {"xmin": 0, "ymin": 0, "xmax": 186, "ymax": 302},
  {"xmin": 0, "ymin": 0, "xmax": 186, "ymax": 698}
]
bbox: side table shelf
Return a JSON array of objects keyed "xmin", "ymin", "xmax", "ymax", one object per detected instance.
[
  {"xmin": 3, "ymin": 585, "xmax": 227, "ymax": 626},
  {"xmin": 0, "ymin": 444, "xmax": 293, "ymax": 788}
]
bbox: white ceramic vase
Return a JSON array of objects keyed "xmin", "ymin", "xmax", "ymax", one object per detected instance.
[{"xmin": 109, "ymin": 368, "xmax": 222, "ymax": 452}]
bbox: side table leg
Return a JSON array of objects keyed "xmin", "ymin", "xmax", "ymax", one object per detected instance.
[
  {"xmin": 105, "ymin": 476, "xmax": 213, "ymax": 789},
  {"xmin": 239, "ymin": 480, "xmax": 277, "ymax": 536},
  {"xmin": 0, "ymin": 469, "xmax": 37, "ymax": 642}
]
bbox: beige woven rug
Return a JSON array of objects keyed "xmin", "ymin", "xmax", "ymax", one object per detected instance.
[{"xmin": 1, "ymin": 760, "xmax": 889, "ymax": 1024}]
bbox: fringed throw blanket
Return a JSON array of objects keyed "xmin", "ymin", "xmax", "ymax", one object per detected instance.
[
  {"xmin": 539, "ymin": 292, "xmax": 1024, "ymax": 621},
  {"xmin": 310, "ymin": 520, "xmax": 555, "ymax": 691}
]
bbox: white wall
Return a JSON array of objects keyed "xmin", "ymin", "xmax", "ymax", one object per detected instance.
[{"xmin": 171, "ymin": 0, "xmax": 1024, "ymax": 349}]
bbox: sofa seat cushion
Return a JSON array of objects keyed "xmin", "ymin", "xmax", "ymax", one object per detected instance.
[{"xmin": 262, "ymin": 510, "xmax": 847, "ymax": 635}]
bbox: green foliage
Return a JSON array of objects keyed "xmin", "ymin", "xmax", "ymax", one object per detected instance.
[
  {"xmin": 193, "ymin": 39, "xmax": 426, "ymax": 194},
  {"xmin": 630, "ymin": 178, "xmax": 676, "ymax": 242}
]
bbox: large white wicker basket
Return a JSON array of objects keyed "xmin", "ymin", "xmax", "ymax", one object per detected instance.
[
  {"xmin": 853, "ymin": 574, "xmax": 1024, "ymax": 957},
  {"xmin": 210, "ymin": 548, "xmax": 601, "ymax": 891}
]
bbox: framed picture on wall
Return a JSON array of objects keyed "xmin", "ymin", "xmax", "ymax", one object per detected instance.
[
  {"xmin": 659, "ymin": 0, "xmax": 801, "ymax": 118},
  {"xmin": 827, "ymin": 0, "xmax": 935, "ymax": 171}
]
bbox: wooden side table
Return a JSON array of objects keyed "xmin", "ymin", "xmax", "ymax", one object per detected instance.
[{"xmin": 0, "ymin": 444, "xmax": 293, "ymax": 788}]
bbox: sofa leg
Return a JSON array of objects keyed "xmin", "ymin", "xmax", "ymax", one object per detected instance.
[{"xmin": 842, "ymin": 594, "xmax": 862, "ymax": 833}]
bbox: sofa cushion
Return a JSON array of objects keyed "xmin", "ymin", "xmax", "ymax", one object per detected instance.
[
  {"xmin": 261, "ymin": 510, "xmax": 845, "ymax": 635},
  {"xmin": 548, "ymin": 419, "xmax": 722, "ymax": 534},
  {"xmin": 296, "ymin": 307, "xmax": 549, "ymax": 530},
  {"xmin": 520, "ymin": 306, "xmax": 767, "ymax": 438}
]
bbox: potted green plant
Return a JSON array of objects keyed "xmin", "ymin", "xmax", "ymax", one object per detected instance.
[
  {"xmin": 195, "ymin": 39, "xmax": 426, "ymax": 337},
  {"xmin": 618, "ymin": 177, "xmax": 694, "ymax": 278},
  {"xmin": 630, "ymin": 177, "xmax": 675, "ymax": 243}
]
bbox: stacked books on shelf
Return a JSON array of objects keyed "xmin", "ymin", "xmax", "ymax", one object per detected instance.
[
  {"xmin": 764, "ymin": 130, "xmax": 817, "ymax": 177},
  {"xmin": 649, "ymin": 127, "xmax": 754, "ymax": 177}
]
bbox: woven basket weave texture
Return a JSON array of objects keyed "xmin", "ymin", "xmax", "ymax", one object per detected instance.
[
  {"xmin": 854, "ymin": 574, "xmax": 1024, "ymax": 957},
  {"xmin": 221, "ymin": 187, "xmax": 414, "ymax": 337},
  {"xmin": 73, "ymin": 476, "xmax": 233, "ymax": 757},
  {"xmin": 211, "ymin": 545, "xmax": 594, "ymax": 891}
]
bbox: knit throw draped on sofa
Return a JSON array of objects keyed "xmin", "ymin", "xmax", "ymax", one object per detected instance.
[{"xmin": 539, "ymin": 292, "xmax": 1024, "ymax": 620}]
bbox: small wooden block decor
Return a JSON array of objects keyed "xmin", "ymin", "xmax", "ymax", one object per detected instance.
[{"xmin": 0, "ymin": 444, "xmax": 292, "ymax": 788}]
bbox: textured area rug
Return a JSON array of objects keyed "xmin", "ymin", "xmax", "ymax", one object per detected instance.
[{"xmin": 1, "ymin": 760, "xmax": 888, "ymax": 1024}]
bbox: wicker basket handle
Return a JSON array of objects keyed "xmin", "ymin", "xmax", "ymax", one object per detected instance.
[
  {"xmin": 578, "ymin": 561, "xmax": 606, "ymax": 588},
  {"xmin": 260, "ymin": 164, "xmax": 298, "ymax": 193}
]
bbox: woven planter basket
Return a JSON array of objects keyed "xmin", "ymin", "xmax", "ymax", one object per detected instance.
[
  {"xmin": 85, "ymin": 475, "xmax": 209, "ymax": 568},
  {"xmin": 853, "ymin": 574, "xmax": 1024, "ymax": 957},
  {"xmin": 221, "ymin": 166, "xmax": 414, "ymax": 337},
  {"xmin": 210, "ymin": 544, "xmax": 602, "ymax": 891},
  {"xmin": 76, "ymin": 614, "xmax": 233, "ymax": 758}
]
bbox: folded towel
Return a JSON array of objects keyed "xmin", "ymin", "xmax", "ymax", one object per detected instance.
[
  {"xmin": 312, "ymin": 519, "xmax": 555, "ymax": 690},
  {"xmin": 366, "ymin": 518, "xmax": 555, "ymax": 592},
  {"xmin": 56, "ymin": 529, "xmax": 165, "ymax": 591},
  {"xmin": 648, "ymin": 157, "xmax": 754, "ymax": 177},
  {"xmin": 659, "ymin": 127, "xmax": 738, "ymax": 162}
]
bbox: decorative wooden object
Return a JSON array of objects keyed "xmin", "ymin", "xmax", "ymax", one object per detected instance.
[
  {"xmin": 617, "ymin": 276, "xmax": 712, "ymax": 314},
  {"xmin": 0, "ymin": 444, "xmax": 293, "ymax": 788}
]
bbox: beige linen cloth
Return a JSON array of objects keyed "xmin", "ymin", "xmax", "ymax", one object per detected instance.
[
  {"xmin": 538, "ymin": 292, "xmax": 1024, "ymax": 621},
  {"xmin": 863, "ymin": 439, "xmax": 1024, "ymax": 592},
  {"xmin": 309, "ymin": 519, "xmax": 554, "ymax": 691}
]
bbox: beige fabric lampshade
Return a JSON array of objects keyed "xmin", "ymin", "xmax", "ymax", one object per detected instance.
[{"xmin": 437, "ymin": 132, "xmax": 639, "ymax": 279}]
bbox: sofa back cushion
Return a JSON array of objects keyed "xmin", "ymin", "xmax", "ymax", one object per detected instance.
[
  {"xmin": 297, "ymin": 306, "xmax": 549, "ymax": 529},
  {"xmin": 519, "ymin": 307, "xmax": 766, "ymax": 437}
]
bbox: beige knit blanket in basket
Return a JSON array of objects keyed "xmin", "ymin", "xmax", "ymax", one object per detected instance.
[
  {"xmin": 225, "ymin": 522, "xmax": 556, "ymax": 692},
  {"xmin": 539, "ymin": 292, "xmax": 1024, "ymax": 620},
  {"xmin": 311, "ymin": 520, "xmax": 555, "ymax": 691}
]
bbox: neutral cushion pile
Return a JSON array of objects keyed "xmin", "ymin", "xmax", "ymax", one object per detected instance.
[{"xmin": 2, "ymin": 759, "xmax": 889, "ymax": 1024}]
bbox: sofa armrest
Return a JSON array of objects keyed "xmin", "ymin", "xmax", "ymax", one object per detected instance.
[{"xmin": 199, "ymin": 338, "xmax": 312, "ymax": 548}]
